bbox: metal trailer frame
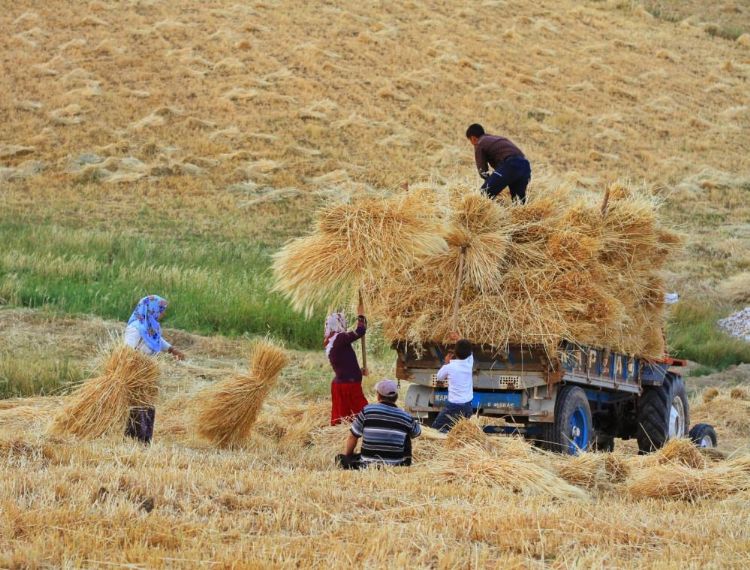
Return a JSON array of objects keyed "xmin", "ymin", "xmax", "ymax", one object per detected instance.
[{"xmin": 395, "ymin": 342, "xmax": 676, "ymax": 428}]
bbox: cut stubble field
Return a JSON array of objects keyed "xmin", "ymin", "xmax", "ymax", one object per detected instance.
[{"xmin": 1, "ymin": 0, "xmax": 750, "ymax": 567}]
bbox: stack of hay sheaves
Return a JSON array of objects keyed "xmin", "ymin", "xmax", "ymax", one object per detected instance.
[{"xmin": 273, "ymin": 182, "xmax": 681, "ymax": 359}]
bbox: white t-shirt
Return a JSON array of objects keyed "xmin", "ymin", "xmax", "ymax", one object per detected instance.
[
  {"xmin": 436, "ymin": 354, "xmax": 474, "ymax": 404},
  {"xmin": 123, "ymin": 324, "xmax": 171, "ymax": 355}
]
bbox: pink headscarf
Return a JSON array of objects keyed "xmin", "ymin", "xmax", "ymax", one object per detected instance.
[{"xmin": 323, "ymin": 312, "xmax": 347, "ymax": 357}]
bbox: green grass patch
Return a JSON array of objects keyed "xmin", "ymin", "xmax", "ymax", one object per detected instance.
[
  {"xmin": 0, "ymin": 221, "xmax": 325, "ymax": 350},
  {"xmin": 668, "ymin": 302, "xmax": 750, "ymax": 369}
]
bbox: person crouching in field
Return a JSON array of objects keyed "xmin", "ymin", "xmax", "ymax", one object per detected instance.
[
  {"xmin": 431, "ymin": 338, "xmax": 475, "ymax": 432},
  {"xmin": 337, "ymin": 379, "xmax": 421, "ymax": 469},
  {"xmin": 324, "ymin": 306, "xmax": 369, "ymax": 425},
  {"xmin": 123, "ymin": 295, "xmax": 185, "ymax": 443}
]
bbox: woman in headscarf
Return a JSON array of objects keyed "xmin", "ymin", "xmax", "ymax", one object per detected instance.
[
  {"xmin": 124, "ymin": 295, "xmax": 184, "ymax": 359},
  {"xmin": 325, "ymin": 302, "xmax": 368, "ymax": 426},
  {"xmin": 122, "ymin": 295, "xmax": 184, "ymax": 443}
]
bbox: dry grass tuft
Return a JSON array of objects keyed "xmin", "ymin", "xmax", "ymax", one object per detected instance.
[
  {"xmin": 730, "ymin": 387, "xmax": 748, "ymax": 400},
  {"xmin": 48, "ymin": 346, "xmax": 159, "ymax": 439},
  {"xmin": 431, "ymin": 442, "xmax": 589, "ymax": 501},
  {"xmin": 195, "ymin": 339, "xmax": 289, "ymax": 448},
  {"xmin": 654, "ymin": 438, "xmax": 707, "ymax": 469},
  {"xmin": 444, "ymin": 417, "xmax": 486, "ymax": 449},
  {"xmin": 703, "ymin": 387, "xmax": 719, "ymax": 403},
  {"xmin": 626, "ymin": 461, "xmax": 750, "ymax": 501}
]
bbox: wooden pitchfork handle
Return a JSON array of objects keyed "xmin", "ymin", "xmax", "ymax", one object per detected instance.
[
  {"xmin": 358, "ymin": 288, "xmax": 368, "ymax": 376},
  {"xmin": 452, "ymin": 246, "xmax": 467, "ymax": 334}
]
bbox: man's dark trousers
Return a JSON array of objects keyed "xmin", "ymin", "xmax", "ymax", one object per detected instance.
[{"xmin": 481, "ymin": 156, "xmax": 531, "ymax": 203}]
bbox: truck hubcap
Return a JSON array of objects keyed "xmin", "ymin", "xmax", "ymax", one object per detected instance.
[{"xmin": 668, "ymin": 397, "xmax": 685, "ymax": 438}]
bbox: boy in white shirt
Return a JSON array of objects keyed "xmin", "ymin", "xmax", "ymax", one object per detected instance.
[{"xmin": 432, "ymin": 339, "xmax": 474, "ymax": 432}]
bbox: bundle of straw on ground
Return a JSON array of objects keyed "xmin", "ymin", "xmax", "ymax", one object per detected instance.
[
  {"xmin": 653, "ymin": 438, "xmax": 707, "ymax": 469},
  {"xmin": 195, "ymin": 339, "xmax": 288, "ymax": 448},
  {"xmin": 275, "ymin": 181, "xmax": 680, "ymax": 358},
  {"xmin": 444, "ymin": 417, "xmax": 487, "ymax": 449},
  {"xmin": 49, "ymin": 346, "xmax": 159, "ymax": 439},
  {"xmin": 626, "ymin": 461, "xmax": 750, "ymax": 501},
  {"xmin": 430, "ymin": 441, "xmax": 589, "ymax": 501}
]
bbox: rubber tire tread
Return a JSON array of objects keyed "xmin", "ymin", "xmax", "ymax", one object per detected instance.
[
  {"xmin": 688, "ymin": 423, "xmax": 717, "ymax": 447},
  {"xmin": 637, "ymin": 374, "xmax": 689, "ymax": 453}
]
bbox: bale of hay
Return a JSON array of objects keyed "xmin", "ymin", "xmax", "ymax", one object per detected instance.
[
  {"xmin": 730, "ymin": 387, "xmax": 748, "ymax": 401},
  {"xmin": 430, "ymin": 442, "xmax": 589, "ymax": 501},
  {"xmin": 195, "ymin": 339, "xmax": 289, "ymax": 448},
  {"xmin": 626, "ymin": 462, "xmax": 750, "ymax": 501},
  {"xmin": 272, "ymin": 193, "xmax": 447, "ymax": 314},
  {"xmin": 703, "ymin": 387, "xmax": 719, "ymax": 403},
  {"xmin": 49, "ymin": 346, "xmax": 159, "ymax": 439},
  {"xmin": 444, "ymin": 417, "xmax": 486, "ymax": 449},
  {"xmin": 274, "ymin": 181, "xmax": 680, "ymax": 359},
  {"xmin": 654, "ymin": 438, "xmax": 706, "ymax": 469}
]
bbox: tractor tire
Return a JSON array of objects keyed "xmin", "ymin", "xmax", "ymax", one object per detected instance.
[
  {"xmin": 688, "ymin": 423, "xmax": 718, "ymax": 448},
  {"xmin": 637, "ymin": 374, "xmax": 689, "ymax": 453},
  {"xmin": 535, "ymin": 385, "xmax": 592, "ymax": 454}
]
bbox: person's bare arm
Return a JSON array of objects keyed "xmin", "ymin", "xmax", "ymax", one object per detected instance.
[
  {"xmin": 344, "ymin": 432, "xmax": 359, "ymax": 456},
  {"xmin": 168, "ymin": 347, "xmax": 185, "ymax": 361}
]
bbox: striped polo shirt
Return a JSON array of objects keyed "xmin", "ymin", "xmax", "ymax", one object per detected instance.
[{"xmin": 351, "ymin": 402, "xmax": 422, "ymax": 466}]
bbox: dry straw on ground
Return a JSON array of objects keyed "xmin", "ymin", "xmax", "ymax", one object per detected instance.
[
  {"xmin": 275, "ymin": 182, "xmax": 679, "ymax": 358},
  {"xmin": 195, "ymin": 338, "xmax": 289, "ymax": 448},
  {"xmin": 626, "ymin": 458, "xmax": 750, "ymax": 501},
  {"xmin": 48, "ymin": 345, "xmax": 159, "ymax": 439}
]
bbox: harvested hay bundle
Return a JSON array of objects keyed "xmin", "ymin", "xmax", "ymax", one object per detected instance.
[
  {"xmin": 275, "ymin": 181, "xmax": 679, "ymax": 359},
  {"xmin": 556, "ymin": 451, "xmax": 630, "ymax": 490},
  {"xmin": 49, "ymin": 346, "xmax": 159, "ymax": 439},
  {"xmin": 730, "ymin": 387, "xmax": 748, "ymax": 400},
  {"xmin": 430, "ymin": 442, "xmax": 588, "ymax": 500},
  {"xmin": 257, "ymin": 393, "xmax": 330, "ymax": 447},
  {"xmin": 654, "ymin": 438, "xmax": 706, "ymax": 469},
  {"xmin": 445, "ymin": 417, "xmax": 486, "ymax": 449},
  {"xmin": 558, "ymin": 453, "xmax": 606, "ymax": 489},
  {"xmin": 703, "ymin": 387, "xmax": 719, "ymax": 403},
  {"xmin": 195, "ymin": 339, "xmax": 288, "ymax": 448},
  {"xmin": 626, "ymin": 462, "xmax": 750, "ymax": 501},
  {"xmin": 273, "ymin": 193, "xmax": 446, "ymax": 313}
]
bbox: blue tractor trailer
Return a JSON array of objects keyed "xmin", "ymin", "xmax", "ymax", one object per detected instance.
[{"xmin": 395, "ymin": 341, "xmax": 712, "ymax": 454}]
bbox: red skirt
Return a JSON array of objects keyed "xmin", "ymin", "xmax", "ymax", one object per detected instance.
[{"xmin": 331, "ymin": 381, "xmax": 368, "ymax": 426}]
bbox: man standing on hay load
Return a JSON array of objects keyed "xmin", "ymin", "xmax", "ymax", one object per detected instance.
[
  {"xmin": 337, "ymin": 379, "xmax": 422, "ymax": 469},
  {"xmin": 431, "ymin": 339, "xmax": 475, "ymax": 432},
  {"xmin": 324, "ymin": 305, "xmax": 369, "ymax": 425},
  {"xmin": 466, "ymin": 123, "xmax": 531, "ymax": 204}
]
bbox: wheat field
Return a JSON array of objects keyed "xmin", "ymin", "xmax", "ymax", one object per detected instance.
[{"xmin": 2, "ymin": 0, "xmax": 750, "ymax": 567}]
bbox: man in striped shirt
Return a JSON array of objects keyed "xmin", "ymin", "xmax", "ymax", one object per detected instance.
[{"xmin": 338, "ymin": 379, "xmax": 422, "ymax": 469}]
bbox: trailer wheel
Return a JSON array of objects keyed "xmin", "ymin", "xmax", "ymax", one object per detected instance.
[
  {"xmin": 538, "ymin": 386, "xmax": 592, "ymax": 454},
  {"xmin": 637, "ymin": 374, "xmax": 689, "ymax": 453},
  {"xmin": 688, "ymin": 423, "xmax": 717, "ymax": 448}
]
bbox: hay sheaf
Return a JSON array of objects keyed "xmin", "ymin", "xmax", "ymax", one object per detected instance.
[
  {"xmin": 195, "ymin": 339, "xmax": 289, "ymax": 448},
  {"xmin": 48, "ymin": 346, "xmax": 159, "ymax": 439},
  {"xmin": 429, "ymin": 442, "xmax": 589, "ymax": 501},
  {"xmin": 274, "ymin": 182, "xmax": 679, "ymax": 358},
  {"xmin": 272, "ymin": 192, "xmax": 447, "ymax": 314},
  {"xmin": 626, "ymin": 460, "xmax": 750, "ymax": 501}
]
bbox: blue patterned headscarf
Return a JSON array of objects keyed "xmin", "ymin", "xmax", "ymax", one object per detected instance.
[{"xmin": 127, "ymin": 295, "xmax": 168, "ymax": 353}]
